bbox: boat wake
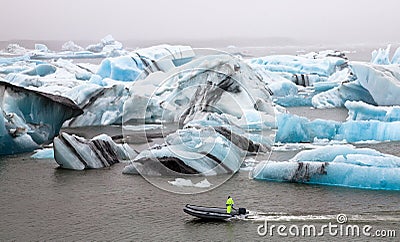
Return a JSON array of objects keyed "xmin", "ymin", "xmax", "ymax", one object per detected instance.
[{"xmin": 233, "ymin": 210, "xmax": 400, "ymax": 223}]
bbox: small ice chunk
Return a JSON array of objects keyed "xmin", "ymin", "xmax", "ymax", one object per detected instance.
[
  {"xmin": 31, "ymin": 148, "xmax": 54, "ymax": 159},
  {"xmin": 168, "ymin": 178, "xmax": 212, "ymax": 188}
]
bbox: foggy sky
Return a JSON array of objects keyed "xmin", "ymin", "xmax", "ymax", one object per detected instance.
[{"xmin": 1, "ymin": 0, "xmax": 399, "ymax": 44}]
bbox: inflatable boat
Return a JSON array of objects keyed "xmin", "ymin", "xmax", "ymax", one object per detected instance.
[{"xmin": 183, "ymin": 204, "xmax": 247, "ymax": 220}]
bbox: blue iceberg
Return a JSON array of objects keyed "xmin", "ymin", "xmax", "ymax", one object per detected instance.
[
  {"xmin": 276, "ymin": 112, "xmax": 400, "ymax": 143},
  {"xmin": 97, "ymin": 45, "xmax": 194, "ymax": 82},
  {"xmin": 345, "ymin": 101, "xmax": 400, "ymax": 122},
  {"xmin": 0, "ymin": 80, "xmax": 83, "ymax": 155},
  {"xmin": 31, "ymin": 148, "xmax": 54, "ymax": 159},
  {"xmin": 252, "ymin": 145, "xmax": 400, "ymax": 190}
]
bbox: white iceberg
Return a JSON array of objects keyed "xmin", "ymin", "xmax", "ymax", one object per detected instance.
[
  {"xmin": 168, "ymin": 178, "xmax": 212, "ymax": 188},
  {"xmin": 371, "ymin": 45, "xmax": 400, "ymax": 64},
  {"xmin": 62, "ymin": 41, "xmax": 84, "ymax": 52},
  {"xmin": 248, "ymin": 54, "xmax": 347, "ymax": 77},
  {"xmin": 350, "ymin": 62, "xmax": 400, "ymax": 106},
  {"xmin": 54, "ymin": 132, "xmax": 136, "ymax": 170},
  {"xmin": 123, "ymin": 126, "xmax": 245, "ymax": 176},
  {"xmin": 122, "ymin": 52, "xmax": 275, "ymax": 176}
]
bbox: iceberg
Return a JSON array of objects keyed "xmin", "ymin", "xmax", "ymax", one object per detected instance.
[
  {"xmin": 62, "ymin": 41, "xmax": 84, "ymax": 52},
  {"xmin": 35, "ymin": 44, "xmax": 49, "ymax": 53},
  {"xmin": 0, "ymin": 55, "xmax": 30, "ymax": 66},
  {"xmin": 2, "ymin": 43, "xmax": 27, "ymax": 55},
  {"xmin": 96, "ymin": 45, "xmax": 194, "ymax": 82},
  {"xmin": 1, "ymin": 44, "xmax": 198, "ymax": 127},
  {"xmin": 21, "ymin": 63, "xmax": 57, "ymax": 77},
  {"xmin": 123, "ymin": 53, "xmax": 274, "ymax": 125},
  {"xmin": 248, "ymin": 55, "xmax": 347, "ymax": 77},
  {"xmin": 252, "ymin": 145, "xmax": 400, "ymax": 190},
  {"xmin": 276, "ymin": 112, "xmax": 400, "ymax": 143},
  {"xmin": 123, "ymin": 52, "xmax": 275, "ymax": 176},
  {"xmin": 54, "ymin": 132, "xmax": 136, "ymax": 170},
  {"xmin": 0, "ymin": 80, "xmax": 83, "ymax": 155},
  {"xmin": 371, "ymin": 45, "xmax": 400, "ymax": 64},
  {"xmin": 311, "ymin": 79, "xmax": 376, "ymax": 108},
  {"xmin": 64, "ymin": 83, "xmax": 130, "ymax": 127},
  {"xmin": 276, "ymin": 113, "xmax": 340, "ymax": 143},
  {"xmin": 350, "ymin": 62, "xmax": 400, "ymax": 106},
  {"xmin": 345, "ymin": 101, "xmax": 400, "ymax": 122},
  {"xmin": 122, "ymin": 126, "xmax": 245, "ymax": 176}
]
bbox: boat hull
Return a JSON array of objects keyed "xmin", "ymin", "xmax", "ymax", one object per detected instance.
[{"xmin": 183, "ymin": 204, "xmax": 246, "ymax": 220}]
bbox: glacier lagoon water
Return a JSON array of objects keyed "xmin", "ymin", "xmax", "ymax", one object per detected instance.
[{"xmin": 1, "ymin": 110, "xmax": 400, "ymax": 241}]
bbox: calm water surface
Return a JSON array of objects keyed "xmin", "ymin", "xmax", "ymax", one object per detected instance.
[{"xmin": 1, "ymin": 108, "xmax": 400, "ymax": 241}]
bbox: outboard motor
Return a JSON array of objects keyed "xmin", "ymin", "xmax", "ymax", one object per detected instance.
[{"xmin": 238, "ymin": 208, "xmax": 246, "ymax": 215}]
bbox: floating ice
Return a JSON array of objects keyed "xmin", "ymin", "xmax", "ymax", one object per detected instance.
[
  {"xmin": 31, "ymin": 148, "xmax": 54, "ymax": 159},
  {"xmin": 54, "ymin": 132, "xmax": 136, "ymax": 170},
  {"xmin": 248, "ymin": 55, "xmax": 347, "ymax": 77},
  {"xmin": 64, "ymin": 83, "xmax": 130, "ymax": 127},
  {"xmin": 371, "ymin": 45, "xmax": 400, "ymax": 64},
  {"xmin": 351, "ymin": 62, "xmax": 400, "ymax": 106},
  {"xmin": 35, "ymin": 44, "xmax": 49, "ymax": 53},
  {"xmin": 345, "ymin": 101, "xmax": 400, "ymax": 122},
  {"xmin": 97, "ymin": 55, "xmax": 145, "ymax": 82},
  {"xmin": 123, "ymin": 126, "xmax": 245, "ymax": 176},
  {"xmin": 276, "ymin": 112, "xmax": 400, "ymax": 143},
  {"xmin": 2, "ymin": 44, "xmax": 27, "ymax": 55},
  {"xmin": 311, "ymin": 79, "xmax": 376, "ymax": 108},
  {"xmin": 123, "ymin": 53, "xmax": 275, "ymax": 176},
  {"xmin": 0, "ymin": 55, "xmax": 30, "ymax": 66},
  {"xmin": 96, "ymin": 45, "xmax": 194, "ymax": 82},
  {"xmin": 168, "ymin": 178, "xmax": 212, "ymax": 188},
  {"xmin": 86, "ymin": 35, "xmax": 122, "ymax": 54},
  {"xmin": 276, "ymin": 113, "xmax": 339, "ymax": 143},
  {"xmin": 21, "ymin": 63, "xmax": 57, "ymax": 77},
  {"xmin": 62, "ymin": 41, "xmax": 84, "ymax": 52},
  {"xmin": 0, "ymin": 80, "xmax": 83, "ymax": 155},
  {"xmin": 252, "ymin": 145, "xmax": 400, "ymax": 190}
]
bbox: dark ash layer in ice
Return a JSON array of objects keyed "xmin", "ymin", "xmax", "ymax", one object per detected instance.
[
  {"xmin": 54, "ymin": 132, "xmax": 136, "ymax": 170},
  {"xmin": 123, "ymin": 55, "xmax": 275, "ymax": 176}
]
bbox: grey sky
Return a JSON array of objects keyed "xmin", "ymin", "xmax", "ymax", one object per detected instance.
[{"xmin": 1, "ymin": 0, "xmax": 399, "ymax": 44}]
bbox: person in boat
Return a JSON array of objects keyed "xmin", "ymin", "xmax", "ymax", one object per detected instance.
[{"xmin": 226, "ymin": 196, "xmax": 234, "ymax": 214}]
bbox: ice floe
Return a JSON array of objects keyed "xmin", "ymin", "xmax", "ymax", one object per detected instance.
[
  {"xmin": 252, "ymin": 145, "xmax": 400, "ymax": 190},
  {"xmin": 276, "ymin": 111, "xmax": 400, "ymax": 143},
  {"xmin": 168, "ymin": 178, "xmax": 212, "ymax": 188},
  {"xmin": 31, "ymin": 148, "xmax": 54, "ymax": 159}
]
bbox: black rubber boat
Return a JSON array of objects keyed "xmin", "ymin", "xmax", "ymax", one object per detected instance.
[{"xmin": 183, "ymin": 204, "xmax": 247, "ymax": 220}]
